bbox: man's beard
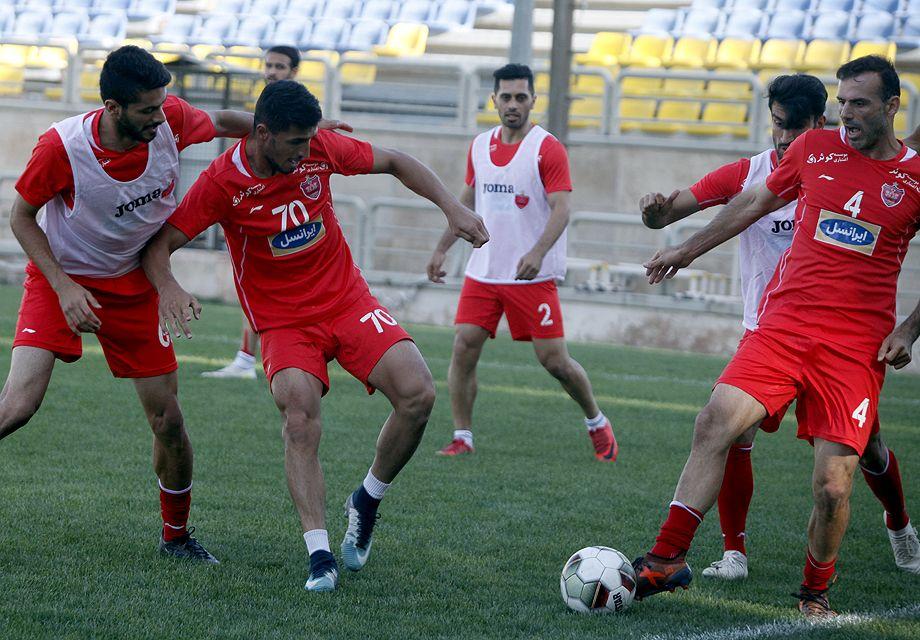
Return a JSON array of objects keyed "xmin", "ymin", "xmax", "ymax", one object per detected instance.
[{"xmin": 117, "ymin": 115, "xmax": 158, "ymax": 142}]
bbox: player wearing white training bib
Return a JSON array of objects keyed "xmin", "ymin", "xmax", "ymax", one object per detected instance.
[
  {"xmin": 427, "ymin": 63, "xmax": 618, "ymax": 462},
  {"xmin": 640, "ymin": 73, "xmax": 918, "ymax": 583}
]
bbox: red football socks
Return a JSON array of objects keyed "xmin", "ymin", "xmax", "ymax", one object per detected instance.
[
  {"xmin": 718, "ymin": 444, "xmax": 754, "ymax": 554},
  {"xmin": 802, "ymin": 548, "xmax": 836, "ymax": 591},
  {"xmin": 160, "ymin": 481, "xmax": 192, "ymax": 542},
  {"xmin": 651, "ymin": 502, "xmax": 704, "ymax": 559},
  {"xmin": 861, "ymin": 448, "xmax": 910, "ymax": 532}
]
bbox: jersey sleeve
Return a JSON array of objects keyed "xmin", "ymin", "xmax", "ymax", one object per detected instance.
[
  {"xmin": 166, "ymin": 171, "xmax": 227, "ymax": 240},
  {"xmin": 689, "ymin": 158, "xmax": 750, "ymax": 208},
  {"xmin": 322, "ymin": 131, "xmax": 374, "ymax": 176},
  {"xmin": 464, "ymin": 143, "xmax": 475, "ymax": 187},
  {"xmin": 766, "ymin": 134, "xmax": 806, "ymax": 201},
  {"xmin": 15, "ymin": 128, "xmax": 74, "ymax": 208},
  {"xmin": 538, "ymin": 136, "xmax": 572, "ymax": 193},
  {"xmin": 164, "ymin": 95, "xmax": 217, "ymax": 151}
]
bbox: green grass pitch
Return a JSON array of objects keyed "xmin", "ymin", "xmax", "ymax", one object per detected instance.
[{"xmin": 0, "ymin": 284, "xmax": 917, "ymax": 639}]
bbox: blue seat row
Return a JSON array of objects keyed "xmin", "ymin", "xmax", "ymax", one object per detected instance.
[
  {"xmin": 0, "ymin": 8, "xmax": 128, "ymax": 45},
  {"xmin": 11, "ymin": 0, "xmax": 176, "ymax": 20},
  {"xmin": 688, "ymin": 0, "xmax": 916, "ymax": 14}
]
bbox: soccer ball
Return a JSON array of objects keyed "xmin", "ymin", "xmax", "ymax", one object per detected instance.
[{"xmin": 560, "ymin": 546, "xmax": 636, "ymax": 613}]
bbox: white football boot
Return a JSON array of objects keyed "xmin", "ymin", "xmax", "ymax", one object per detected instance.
[
  {"xmin": 886, "ymin": 516, "xmax": 920, "ymax": 574},
  {"xmin": 701, "ymin": 550, "xmax": 748, "ymax": 580}
]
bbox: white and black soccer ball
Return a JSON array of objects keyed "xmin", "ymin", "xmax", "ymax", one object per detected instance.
[{"xmin": 560, "ymin": 546, "xmax": 637, "ymax": 613}]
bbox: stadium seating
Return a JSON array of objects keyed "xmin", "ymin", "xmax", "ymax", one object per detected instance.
[
  {"xmin": 809, "ymin": 11, "xmax": 851, "ymax": 40},
  {"xmin": 640, "ymin": 100, "xmax": 703, "ymax": 134},
  {"xmin": 78, "ymin": 11, "xmax": 128, "ymax": 47},
  {"xmin": 360, "ymin": 0, "xmax": 396, "ymax": 22},
  {"xmin": 392, "ymin": 0, "xmax": 436, "ymax": 24},
  {"xmin": 675, "ymin": 8, "xmax": 722, "ymax": 39},
  {"xmin": 862, "ymin": 0, "xmax": 900, "ymax": 12},
  {"xmin": 574, "ymin": 32, "xmax": 631, "ymax": 68},
  {"xmin": 94, "ymin": 0, "xmax": 132, "ymax": 13},
  {"xmin": 761, "ymin": 11, "xmax": 807, "ymax": 40},
  {"xmin": 706, "ymin": 75, "xmax": 753, "ymax": 98},
  {"xmin": 618, "ymin": 97, "xmax": 656, "ymax": 133},
  {"xmin": 190, "ymin": 13, "xmax": 238, "ymax": 46},
  {"xmin": 756, "ymin": 38, "xmax": 805, "ymax": 69},
  {"xmin": 230, "ymin": 13, "xmax": 273, "ymax": 48},
  {"xmin": 849, "ymin": 39, "xmax": 896, "ymax": 59},
  {"xmin": 797, "ymin": 39, "xmax": 850, "ymax": 71},
  {"xmin": 149, "ymin": 12, "xmax": 196, "ymax": 48},
  {"xmin": 685, "ymin": 102, "xmax": 748, "ymax": 136},
  {"xmin": 771, "ymin": 0, "xmax": 811, "ymax": 12},
  {"xmin": 621, "ymin": 34, "xmax": 673, "ymax": 67},
  {"xmin": 428, "ymin": 0, "xmax": 477, "ymax": 34},
  {"xmin": 319, "ymin": 0, "xmax": 359, "ymax": 20},
  {"xmin": 897, "ymin": 15, "xmax": 920, "ymax": 48},
  {"xmin": 812, "ymin": 0, "xmax": 857, "ymax": 13},
  {"xmin": 711, "ymin": 38, "xmax": 762, "ymax": 69},
  {"xmin": 128, "ymin": 0, "xmax": 177, "ymax": 22},
  {"xmin": 667, "ymin": 37, "xmax": 716, "ymax": 68},
  {"xmin": 719, "ymin": 9, "xmax": 765, "ymax": 40},
  {"xmin": 286, "ymin": 0, "xmax": 323, "ymax": 17},
  {"xmin": 307, "ymin": 17, "xmax": 348, "ymax": 51},
  {"xmin": 48, "ymin": 11, "xmax": 88, "ymax": 39},
  {"xmin": 853, "ymin": 11, "xmax": 897, "ymax": 40},
  {"xmin": 620, "ymin": 75, "xmax": 662, "ymax": 96},
  {"xmin": 636, "ymin": 9, "xmax": 678, "ymax": 37},
  {"xmin": 342, "ymin": 18, "xmax": 388, "ymax": 51},
  {"xmin": 374, "ymin": 22, "xmax": 428, "ymax": 56},
  {"xmin": 271, "ymin": 16, "xmax": 311, "ymax": 50},
  {"xmin": 9, "ymin": 10, "xmax": 51, "ymax": 39},
  {"xmin": 217, "ymin": 0, "xmax": 251, "ymax": 14}
]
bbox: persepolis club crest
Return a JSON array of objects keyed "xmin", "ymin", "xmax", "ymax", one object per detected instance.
[
  {"xmin": 300, "ymin": 175, "xmax": 322, "ymax": 200},
  {"xmin": 514, "ymin": 191, "xmax": 530, "ymax": 209},
  {"xmin": 881, "ymin": 182, "xmax": 905, "ymax": 208}
]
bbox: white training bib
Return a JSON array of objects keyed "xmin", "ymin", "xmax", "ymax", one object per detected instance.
[
  {"xmin": 737, "ymin": 148, "xmax": 797, "ymax": 330},
  {"xmin": 41, "ymin": 112, "xmax": 180, "ymax": 277},
  {"xmin": 465, "ymin": 125, "xmax": 566, "ymax": 284}
]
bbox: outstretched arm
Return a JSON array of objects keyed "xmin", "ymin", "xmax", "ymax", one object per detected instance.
[
  {"xmin": 643, "ymin": 184, "xmax": 789, "ymax": 284},
  {"xmin": 516, "ymin": 190, "xmax": 570, "ymax": 280},
  {"xmin": 371, "ymin": 146, "xmax": 489, "ymax": 248},
  {"xmin": 640, "ymin": 189, "xmax": 701, "ymax": 229},
  {"xmin": 141, "ymin": 224, "xmax": 200, "ymax": 339},
  {"xmin": 10, "ymin": 195, "xmax": 101, "ymax": 334},
  {"xmin": 878, "ymin": 300, "xmax": 920, "ymax": 369},
  {"xmin": 427, "ymin": 184, "xmax": 474, "ymax": 283}
]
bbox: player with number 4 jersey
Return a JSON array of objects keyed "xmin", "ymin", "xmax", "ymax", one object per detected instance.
[
  {"xmin": 635, "ymin": 56, "xmax": 920, "ymax": 618},
  {"xmin": 142, "ymin": 80, "xmax": 488, "ymax": 593}
]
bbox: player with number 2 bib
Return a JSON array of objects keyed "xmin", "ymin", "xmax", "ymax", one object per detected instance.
[{"xmin": 142, "ymin": 80, "xmax": 488, "ymax": 593}]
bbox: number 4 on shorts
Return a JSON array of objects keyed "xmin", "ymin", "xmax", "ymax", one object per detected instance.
[{"xmin": 851, "ymin": 397, "xmax": 870, "ymax": 428}]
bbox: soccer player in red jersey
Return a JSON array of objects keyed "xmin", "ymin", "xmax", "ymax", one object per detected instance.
[
  {"xmin": 203, "ymin": 45, "xmax": 304, "ymax": 380},
  {"xmin": 426, "ymin": 64, "xmax": 618, "ymax": 462},
  {"xmin": 641, "ymin": 75, "xmax": 918, "ymax": 581},
  {"xmin": 633, "ymin": 56, "xmax": 920, "ymax": 617},
  {"xmin": 141, "ymin": 80, "xmax": 489, "ymax": 592}
]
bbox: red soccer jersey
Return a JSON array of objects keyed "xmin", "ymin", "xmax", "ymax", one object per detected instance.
[
  {"xmin": 167, "ymin": 130, "xmax": 375, "ymax": 332},
  {"xmin": 464, "ymin": 128, "xmax": 572, "ymax": 193},
  {"xmin": 690, "ymin": 155, "xmax": 780, "ymax": 208},
  {"xmin": 761, "ymin": 127, "xmax": 920, "ymax": 355},
  {"xmin": 16, "ymin": 95, "xmax": 216, "ymax": 209}
]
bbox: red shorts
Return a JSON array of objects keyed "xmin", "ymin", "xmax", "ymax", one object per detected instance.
[
  {"xmin": 13, "ymin": 263, "xmax": 177, "ymax": 378},
  {"xmin": 454, "ymin": 277, "xmax": 564, "ymax": 342},
  {"xmin": 259, "ymin": 289, "xmax": 412, "ymax": 394},
  {"xmin": 736, "ymin": 330, "xmax": 788, "ymax": 433},
  {"xmin": 718, "ymin": 327, "xmax": 885, "ymax": 455}
]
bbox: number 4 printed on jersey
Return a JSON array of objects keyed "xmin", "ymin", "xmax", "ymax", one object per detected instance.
[{"xmin": 843, "ymin": 191, "xmax": 863, "ymax": 218}]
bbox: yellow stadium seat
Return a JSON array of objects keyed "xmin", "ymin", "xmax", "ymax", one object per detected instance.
[
  {"xmin": 640, "ymin": 100, "xmax": 702, "ymax": 134},
  {"xmin": 340, "ymin": 51, "xmax": 377, "ymax": 85},
  {"xmin": 569, "ymin": 96, "xmax": 604, "ymax": 129},
  {"xmin": 667, "ymin": 37, "xmax": 716, "ymax": 69},
  {"xmin": 901, "ymin": 73, "xmax": 920, "ymax": 107},
  {"xmin": 706, "ymin": 73, "xmax": 753, "ymax": 99},
  {"xmin": 756, "ymin": 39, "xmax": 805, "ymax": 71},
  {"xmin": 218, "ymin": 46, "xmax": 264, "ymax": 72},
  {"xmin": 621, "ymin": 35, "xmax": 673, "ymax": 68},
  {"xmin": 46, "ymin": 65, "xmax": 102, "ymax": 102},
  {"xmin": 849, "ymin": 41, "xmax": 896, "ymax": 62},
  {"xmin": 620, "ymin": 75, "xmax": 661, "ymax": 96},
  {"xmin": 686, "ymin": 103, "xmax": 749, "ymax": 137},
  {"xmin": 0, "ymin": 65, "xmax": 24, "ymax": 97},
  {"xmin": 573, "ymin": 74, "xmax": 606, "ymax": 95},
  {"xmin": 535, "ymin": 72, "xmax": 550, "ymax": 93},
  {"xmin": 0, "ymin": 44, "xmax": 29, "ymax": 68},
  {"xmin": 797, "ymin": 39, "xmax": 850, "ymax": 72},
  {"xmin": 711, "ymin": 38, "xmax": 761, "ymax": 71},
  {"xmin": 374, "ymin": 23, "xmax": 428, "ymax": 57},
  {"xmin": 662, "ymin": 75, "xmax": 705, "ymax": 97},
  {"xmin": 574, "ymin": 32, "xmax": 631, "ymax": 68},
  {"xmin": 618, "ymin": 97, "xmax": 656, "ymax": 133},
  {"xmin": 190, "ymin": 44, "xmax": 225, "ymax": 62}
]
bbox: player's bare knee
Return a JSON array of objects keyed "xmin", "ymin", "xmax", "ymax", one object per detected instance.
[
  {"xmin": 813, "ymin": 476, "xmax": 852, "ymax": 514},
  {"xmin": 0, "ymin": 395, "xmax": 41, "ymax": 435},
  {"xmin": 538, "ymin": 352, "xmax": 569, "ymax": 380},
  {"xmin": 282, "ymin": 412, "xmax": 321, "ymax": 451},
  {"xmin": 858, "ymin": 433, "xmax": 886, "ymax": 472},
  {"xmin": 395, "ymin": 379, "xmax": 435, "ymax": 427},
  {"xmin": 149, "ymin": 407, "xmax": 186, "ymax": 443}
]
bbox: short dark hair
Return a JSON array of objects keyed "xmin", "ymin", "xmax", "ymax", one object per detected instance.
[
  {"xmin": 254, "ymin": 80, "xmax": 322, "ymax": 133},
  {"xmin": 836, "ymin": 55, "xmax": 900, "ymax": 102},
  {"xmin": 99, "ymin": 45, "xmax": 172, "ymax": 106},
  {"xmin": 266, "ymin": 45, "xmax": 300, "ymax": 69},
  {"xmin": 493, "ymin": 63, "xmax": 534, "ymax": 94},
  {"xmin": 767, "ymin": 74, "xmax": 827, "ymax": 129}
]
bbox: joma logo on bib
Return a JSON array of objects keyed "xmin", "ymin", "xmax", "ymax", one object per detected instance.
[
  {"xmin": 115, "ymin": 180, "xmax": 175, "ymax": 217},
  {"xmin": 482, "ymin": 183, "xmax": 514, "ymax": 194}
]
